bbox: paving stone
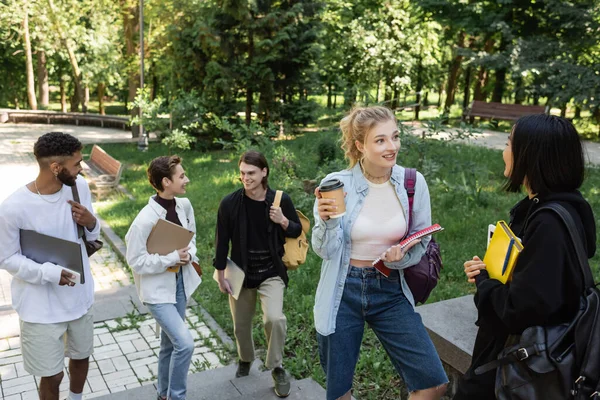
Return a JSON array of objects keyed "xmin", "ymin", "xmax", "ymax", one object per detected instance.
[
  {"xmin": 0, "ymin": 363, "xmax": 17, "ymax": 380},
  {"xmin": 21, "ymin": 390, "xmax": 40, "ymax": 400},
  {"xmin": 0, "ymin": 338, "xmax": 9, "ymax": 352},
  {"xmin": 2, "ymin": 374, "xmax": 35, "ymax": 388},
  {"xmin": 0, "ymin": 355, "xmax": 23, "ymax": 366},
  {"xmin": 94, "ymin": 327, "xmax": 109, "ymax": 335},
  {"xmin": 87, "ymin": 375, "xmax": 109, "ymax": 392},
  {"xmin": 115, "ymin": 333, "xmax": 142, "ymax": 343},
  {"xmin": 4, "ymin": 381, "xmax": 37, "ymax": 396},
  {"xmin": 129, "ymin": 356, "xmax": 156, "ymax": 368},
  {"xmin": 131, "ymin": 339, "xmax": 149, "ymax": 352},
  {"xmin": 4, "ymin": 394, "xmax": 21, "ymax": 400},
  {"xmin": 84, "ymin": 389, "xmax": 110, "ymax": 399},
  {"xmin": 0, "ymin": 348, "xmax": 22, "ymax": 359},
  {"xmin": 97, "ymin": 359, "xmax": 116, "ymax": 375},
  {"xmin": 98, "ymin": 333, "xmax": 116, "ymax": 346},
  {"xmin": 14, "ymin": 362, "xmax": 28, "ymax": 377},
  {"xmin": 118, "ymin": 341, "xmax": 136, "ymax": 355},
  {"xmin": 132, "ymin": 365, "xmax": 153, "ymax": 381},
  {"xmin": 125, "ymin": 349, "xmax": 153, "ymax": 362},
  {"xmin": 102, "ymin": 369, "xmax": 135, "ymax": 383},
  {"xmin": 8, "ymin": 337, "xmax": 21, "ymax": 349},
  {"xmin": 93, "ymin": 350, "xmax": 123, "ymax": 361},
  {"xmin": 94, "ymin": 344, "xmax": 120, "ymax": 354},
  {"xmin": 111, "ymin": 355, "xmax": 131, "ymax": 371}
]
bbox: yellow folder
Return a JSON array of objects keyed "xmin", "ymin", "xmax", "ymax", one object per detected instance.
[{"xmin": 483, "ymin": 221, "xmax": 523, "ymax": 284}]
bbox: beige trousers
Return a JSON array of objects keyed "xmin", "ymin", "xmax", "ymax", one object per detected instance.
[{"xmin": 229, "ymin": 276, "xmax": 287, "ymax": 369}]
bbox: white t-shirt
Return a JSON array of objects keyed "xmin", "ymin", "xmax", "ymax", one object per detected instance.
[
  {"xmin": 0, "ymin": 176, "xmax": 98, "ymax": 323},
  {"xmin": 350, "ymin": 180, "xmax": 407, "ymax": 260}
]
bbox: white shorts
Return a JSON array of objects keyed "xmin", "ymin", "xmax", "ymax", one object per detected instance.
[{"xmin": 20, "ymin": 310, "xmax": 94, "ymax": 377}]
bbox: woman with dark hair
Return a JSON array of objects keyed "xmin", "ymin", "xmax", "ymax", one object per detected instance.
[
  {"xmin": 213, "ymin": 150, "xmax": 302, "ymax": 397},
  {"xmin": 454, "ymin": 114, "xmax": 597, "ymax": 399},
  {"xmin": 125, "ymin": 155, "xmax": 201, "ymax": 400}
]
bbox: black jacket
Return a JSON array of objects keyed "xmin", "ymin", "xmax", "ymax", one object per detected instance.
[
  {"xmin": 213, "ymin": 187, "xmax": 302, "ymax": 286},
  {"xmin": 454, "ymin": 191, "xmax": 597, "ymax": 399}
]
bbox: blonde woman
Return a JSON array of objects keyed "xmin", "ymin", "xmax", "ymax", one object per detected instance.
[{"xmin": 312, "ymin": 106, "xmax": 448, "ymax": 400}]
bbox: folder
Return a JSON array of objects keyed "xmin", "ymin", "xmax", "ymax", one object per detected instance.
[
  {"xmin": 146, "ymin": 219, "xmax": 194, "ymax": 273},
  {"xmin": 483, "ymin": 221, "xmax": 523, "ymax": 284},
  {"xmin": 20, "ymin": 229, "xmax": 85, "ymax": 284},
  {"xmin": 212, "ymin": 258, "xmax": 245, "ymax": 300}
]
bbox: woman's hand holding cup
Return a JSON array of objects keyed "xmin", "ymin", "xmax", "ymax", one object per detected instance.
[{"xmin": 315, "ymin": 187, "xmax": 339, "ymax": 221}]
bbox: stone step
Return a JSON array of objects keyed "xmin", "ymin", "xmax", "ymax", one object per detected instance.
[{"xmin": 93, "ymin": 361, "xmax": 328, "ymax": 400}]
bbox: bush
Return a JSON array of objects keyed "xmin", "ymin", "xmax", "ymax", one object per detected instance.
[
  {"xmin": 317, "ymin": 136, "xmax": 339, "ymax": 165},
  {"xmin": 281, "ymin": 99, "xmax": 320, "ymax": 126}
]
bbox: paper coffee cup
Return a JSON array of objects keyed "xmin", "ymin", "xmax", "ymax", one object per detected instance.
[{"xmin": 319, "ymin": 179, "xmax": 346, "ymax": 218}]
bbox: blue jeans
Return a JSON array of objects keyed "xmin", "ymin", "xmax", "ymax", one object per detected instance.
[
  {"xmin": 146, "ymin": 272, "xmax": 194, "ymax": 400},
  {"xmin": 317, "ymin": 267, "xmax": 448, "ymax": 400}
]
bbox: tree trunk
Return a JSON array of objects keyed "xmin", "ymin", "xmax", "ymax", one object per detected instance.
[
  {"xmin": 491, "ymin": 37, "xmax": 508, "ymax": 103},
  {"xmin": 327, "ymin": 82, "xmax": 332, "ymax": 108},
  {"xmin": 560, "ymin": 103, "xmax": 567, "ymax": 118},
  {"xmin": 462, "ymin": 65, "xmax": 472, "ymax": 112},
  {"xmin": 423, "ymin": 91, "xmax": 429, "ymax": 107},
  {"xmin": 47, "ymin": 0, "xmax": 85, "ymax": 112},
  {"xmin": 392, "ymin": 88, "xmax": 399, "ymax": 109},
  {"xmin": 514, "ymin": 76, "xmax": 525, "ymax": 105},
  {"xmin": 437, "ymin": 80, "xmax": 444, "ymax": 108},
  {"xmin": 473, "ymin": 37, "xmax": 494, "ymax": 102},
  {"xmin": 83, "ymin": 86, "xmax": 89, "ymax": 113},
  {"xmin": 37, "ymin": 50, "xmax": 49, "ymax": 108},
  {"xmin": 444, "ymin": 31, "xmax": 466, "ymax": 115},
  {"xmin": 121, "ymin": 0, "xmax": 140, "ymax": 136},
  {"xmin": 150, "ymin": 61, "xmax": 158, "ymax": 100},
  {"xmin": 245, "ymin": 28, "xmax": 254, "ymax": 126},
  {"xmin": 415, "ymin": 56, "xmax": 423, "ymax": 120},
  {"xmin": 333, "ymin": 91, "xmax": 337, "ymax": 109},
  {"xmin": 98, "ymin": 83, "xmax": 106, "ymax": 115},
  {"xmin": 60, "ymin": 76, "xmax": 67, "ymax": 112},
  {"xmin": 574, "ymin": 106, "xmax": 581, "ymax": 119},
  {"xmin": 23, "ymin": 1, "xmax": 37, "ymax": 110}
]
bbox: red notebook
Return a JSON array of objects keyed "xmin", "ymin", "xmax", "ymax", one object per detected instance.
[{"xmin": 372, "ymin": 224, "xmax": 444, "ymax": 277}]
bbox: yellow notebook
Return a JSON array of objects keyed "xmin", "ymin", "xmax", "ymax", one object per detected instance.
[{"xmin": 483, "ymin": 221, "xmax": 523, "ymax": 284}]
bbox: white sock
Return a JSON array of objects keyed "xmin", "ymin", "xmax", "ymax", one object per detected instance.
[{"xmin": 68, "ymin": 390, "xmax": 83, "ymax": 400}]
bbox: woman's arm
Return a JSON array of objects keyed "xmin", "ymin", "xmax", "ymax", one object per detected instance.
[
  {"xmin": 474, "ymin": 212, "xmax": 575, "ymax": 334},
  {"xmin": 384, "ymin": 171, "xmax": 431, "ymax": 270},
  {"xmin": 125, "ymin": 222, "xmax": 180, "ymax": 275}
]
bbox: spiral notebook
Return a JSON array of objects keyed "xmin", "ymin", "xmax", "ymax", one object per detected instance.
[
  {"xmin": 373, "ymin": 224, "xmax": 444, "ymax": 277},
  {"xmin": 483, "ymin": 221, "xmax": 523, "ymax": 284}
]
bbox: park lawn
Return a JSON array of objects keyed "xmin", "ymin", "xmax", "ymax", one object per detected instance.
[{"xmin": 93, "ymin": 131, "xmax": 600, "ymax": 399}]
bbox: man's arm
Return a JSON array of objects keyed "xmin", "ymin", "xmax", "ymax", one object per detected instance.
[
  {"xmin": 0, "ymin": 210, "xmax": 63, "ymax": 285},
  {"xmin": 213, "ymin": 199, "xmax": 231, "ymax": 270}
]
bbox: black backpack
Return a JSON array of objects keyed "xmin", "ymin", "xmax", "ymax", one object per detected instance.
[{"xmin": 475, "ymin": 203, "xmax": 600, "ymax": 399}]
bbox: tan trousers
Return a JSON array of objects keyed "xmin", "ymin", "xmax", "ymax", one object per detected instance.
[{"xmin": 229, "ymin": 276, "xmax": 287, "ymax": 369}]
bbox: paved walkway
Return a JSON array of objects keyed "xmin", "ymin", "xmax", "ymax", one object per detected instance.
[{"xmin": 0, "ymin": 123, "xmax": 226, "ymax": 400}]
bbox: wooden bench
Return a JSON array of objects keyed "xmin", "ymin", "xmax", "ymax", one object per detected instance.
[
  {"xmin": 0, "ymin": 109, "xmax": 129, "ymax": 130},
  {"xmin": 81, "ymin": 145, "xmax": 124, "ymax": 200},
  {"xmin": 464, "ymin": 101, "xmax": 547, "ymax": 122}
]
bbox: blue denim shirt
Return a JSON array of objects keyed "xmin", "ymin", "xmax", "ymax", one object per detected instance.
[{"xmin": 312, "ymin": 163, "xmax": 432, "ymax": 336}]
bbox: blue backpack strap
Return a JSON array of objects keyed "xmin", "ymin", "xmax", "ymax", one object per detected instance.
[{"xmin": 404, "ymin": 168, "xmax": 417, "ymax": 228}]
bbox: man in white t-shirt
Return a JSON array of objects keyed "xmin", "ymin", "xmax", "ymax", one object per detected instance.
[{"xmin": 0, "ymin": 132, "xmax": 99, "ymax": 400}]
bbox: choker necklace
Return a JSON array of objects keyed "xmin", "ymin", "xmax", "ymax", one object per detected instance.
[
  {"xmin": 34, "ymin": 180, "xmax": 63, "ymax": 203},
  {"xmin": 360, "ymin": 161, "xmax": 392, "ymax": 184}
]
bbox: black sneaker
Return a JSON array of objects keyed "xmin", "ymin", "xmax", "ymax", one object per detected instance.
[
  {"xmin": 236, "ymin": 360, "xmax": 252, "ymax": 378},
  {"xmin": 271, "ymin": 367, "xmax": 291, "ymax": 397}
]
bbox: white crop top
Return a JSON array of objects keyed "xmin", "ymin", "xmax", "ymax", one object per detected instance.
[{"xmin": 350, "ymin": 180, "xmax": 407, "ymax": 260}]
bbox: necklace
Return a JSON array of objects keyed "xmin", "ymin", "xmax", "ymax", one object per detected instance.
[
  {"xmin": 360, "ymin": 161, "xmax": 392, "ymax": 184},
  {"xmin": 33, "ymin": 180, "xmax": 63, "ymax": 204}
]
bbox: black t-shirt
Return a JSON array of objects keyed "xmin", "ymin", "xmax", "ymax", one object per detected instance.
[
  {"xmin": 153, "ymin": 195, "xmax": 182, "ymax": 226},
  {"xmin": 244, "ymin": 195, "xmax": 277, "ymax": 288}
]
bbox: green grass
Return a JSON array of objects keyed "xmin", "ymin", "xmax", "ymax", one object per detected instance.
[{"xmin": 94, "ymin": 132, "xmax": 600, "ymax": 399}]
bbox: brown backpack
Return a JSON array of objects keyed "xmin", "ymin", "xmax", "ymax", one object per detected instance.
[{"xmin": 273, "ymin": 190, "xmax": 310, "ymax": 270}]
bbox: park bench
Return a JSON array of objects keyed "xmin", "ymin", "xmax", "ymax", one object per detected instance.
[
  {"xmin": 0, "ymin": 109, "xmax": 129, "ymax": 130},
  {"xmin": 463, "ymin": 100, "xmax": 547, "ymax": 122},
  {"xmin": 416, "ymin": 295, "xmax": 477, "ymax": 395},
  {"xmin": 81, "ymin": 144, "xmax": 124, "ymax": 200}
]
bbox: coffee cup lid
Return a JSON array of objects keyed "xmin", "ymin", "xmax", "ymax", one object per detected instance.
[{"xmin": 319, "ymin": 178, "xmax": 344, "ymax": 192}]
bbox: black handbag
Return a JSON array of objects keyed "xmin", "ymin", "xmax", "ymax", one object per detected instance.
[
  {"xmin": 475, "ymin": 203, "xmax": 600, "ymax": 399},
  {"xmin": 70, "ymin": 185, "xmax": 104, "ymax": 259}
]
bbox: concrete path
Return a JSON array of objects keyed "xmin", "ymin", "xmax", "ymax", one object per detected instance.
[
  {"xmin": 0, "ymin": 123, "xmax": 228, "ymax": 400},
  {"xmin": 407, "ymin": 124, "xmax": 600, "ymax": 165}
]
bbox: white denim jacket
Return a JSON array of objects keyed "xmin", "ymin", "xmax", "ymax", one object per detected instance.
[
  {"xmin": 312, "ymin": 163, "xmax": 432, "ymax": 336},
  {"xmin": 125, "ymin": 197, "xmax": 201, "ymax": 304}
]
